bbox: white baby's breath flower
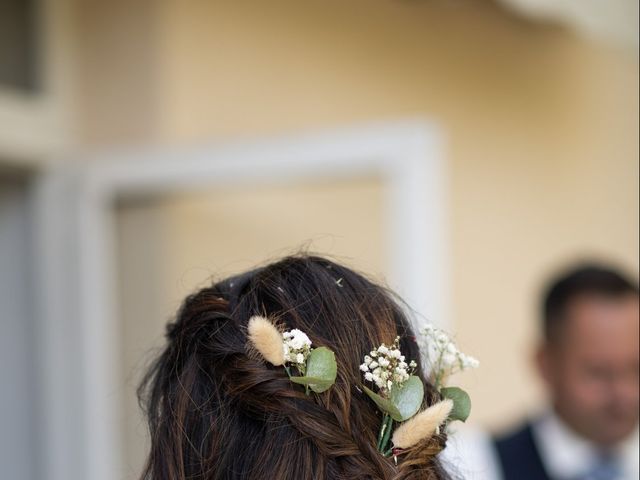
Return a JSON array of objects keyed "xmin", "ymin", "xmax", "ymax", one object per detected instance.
[
  {"xmin": 361, "ymin": 336, "xmax": 418, "ymax": 397},
  {"xmin": 418, "ymin": 323, "xmax": 479, "ymax": 387},
  {"xmin": 442, "ymin": 352, "xmax": 457, "ymax": 368},
  {"xmin": 460, "ymin": 354, "xmax": 480, "ymax": 369},
  {"xmin": 288, "ymin": 329, "xmax": 312, "ymax": 350},
  {"xmin": 282, "ymin": 327, "xmax": 313, "ymax": 371}
]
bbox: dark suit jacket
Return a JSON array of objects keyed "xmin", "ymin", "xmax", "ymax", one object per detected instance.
[{"xmin": 493, "ymin": 422, "xmax": 553, "ymax": 480}]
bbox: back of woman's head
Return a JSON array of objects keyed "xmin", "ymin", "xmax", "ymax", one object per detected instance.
[{"xmin": 138, "ymin": 255, "xmax": 451, "ymax": 479}]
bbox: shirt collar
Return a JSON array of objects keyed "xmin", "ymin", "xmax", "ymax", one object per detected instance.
[{"xmin": 531, "ymin": 409, "xmax": 639, "ymax": 480}]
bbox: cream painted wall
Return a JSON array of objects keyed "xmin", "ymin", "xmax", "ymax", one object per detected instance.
[{"xmin": 73, "ymin": 0, "xmax": 639, "ymax": 475}]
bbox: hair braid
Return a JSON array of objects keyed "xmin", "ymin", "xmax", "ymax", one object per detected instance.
[{"xmin": 138, "ymin": 256, "xmax": 453, "ymax": 480}]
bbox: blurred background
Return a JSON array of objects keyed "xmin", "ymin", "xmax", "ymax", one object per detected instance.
[{"xmin": 0, "ymin": 1, "xmax": 638, "ymax": 480}]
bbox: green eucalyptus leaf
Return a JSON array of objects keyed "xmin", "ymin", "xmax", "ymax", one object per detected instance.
[
  {"xmin": 363, "ymin": 375, "xmax": 424, "ymax": 422},
  {"xmin": 440, "ymin": 386, "xmax": 471, "ymax": 422},
  {"xmin": 289, "ymin": 376, "xmax": 334, "ymax": 391},
  {"xmin": 362, "ymin": 385, "xmax": 402, "ymax": 420},
  {"xmin": 289, "ymin": 346, "xmax": 337, "ymax": 393},
  {"xmin": 389, "ymin": 375, "xmax": 424, "ymax": 421}
]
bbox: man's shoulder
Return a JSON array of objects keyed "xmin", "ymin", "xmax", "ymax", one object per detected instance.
[
  {"xmin": 493, "ymin": 421, "xmax": 536, "ymax": 450},
  {"xmin": 492, "ymin": 420, "xmax": 552, "ymax": 480}
]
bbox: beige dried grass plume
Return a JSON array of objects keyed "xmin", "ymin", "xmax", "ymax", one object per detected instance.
[
  {"xmin": 391, "ymin": 399, "xmax": 453, "ymax": 449},
  {"xmin": 247, "ymin": 315, "xmax": 285, "ymax": 366}
]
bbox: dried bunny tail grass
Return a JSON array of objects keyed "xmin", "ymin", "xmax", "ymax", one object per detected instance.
[
  {"xmin": 247, "ymin": 315, "xmax": 285, "ymax": 366},
  {"xmin": 391, "ymin": 399, "xmax": 454, "ymax": 449}
]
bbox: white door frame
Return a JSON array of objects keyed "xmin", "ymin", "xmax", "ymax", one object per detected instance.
[{"xmin": 34, "ymin": 119, "xmax": 449, "ymax": 480}]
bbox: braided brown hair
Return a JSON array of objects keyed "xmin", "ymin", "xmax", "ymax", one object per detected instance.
[{"xmin": 138, "ymin": 255, "xmax": 453, "ymax": 479}]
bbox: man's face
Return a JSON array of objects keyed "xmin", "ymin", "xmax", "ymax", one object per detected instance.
[{"xmin": 537, "ymin": 295, "xmax": 640, "ymax": 447}]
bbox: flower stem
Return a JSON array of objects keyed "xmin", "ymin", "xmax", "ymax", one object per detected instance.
[
  {"xmin": 379, "ymin": 414, "xmax": 393, "ymax": 453},
  {"xmin": 376, "ymin": 413, "xmax": 389, "ymax": 450}
]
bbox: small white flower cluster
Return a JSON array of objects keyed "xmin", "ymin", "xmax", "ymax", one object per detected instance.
[
  {"xmin": 360, "ymin": 336, "xmax": 417, "ymax": 396},
  {"xmin": 418, "ymin": 324, "xmax": 479, "ymax": 385},
  {"xmin": 282, "ymin": 329, "xmax": 312, "ymax": 368}
]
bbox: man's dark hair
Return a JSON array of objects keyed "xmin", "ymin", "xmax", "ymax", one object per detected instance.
[{"xmin": 542, "ymin": 263, "xmax": 639, "ymax": 342}]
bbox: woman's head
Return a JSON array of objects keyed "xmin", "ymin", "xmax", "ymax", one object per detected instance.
[{"xmin": 138, "ymin": 255, "xmax": 451, "ymax": 479}]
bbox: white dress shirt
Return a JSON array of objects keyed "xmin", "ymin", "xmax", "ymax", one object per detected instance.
[
  {"xmin": 441, "ymin": 410, "xmax": 639, "ymax": 480},
  {"xmin": 532, "ymin": 410, "xmax": 639, "ymax": 480}
]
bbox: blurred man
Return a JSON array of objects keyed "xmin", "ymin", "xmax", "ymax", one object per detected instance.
[{"xmin": 494, "ymin": 264, "xmax": 639, "ymax": 480}]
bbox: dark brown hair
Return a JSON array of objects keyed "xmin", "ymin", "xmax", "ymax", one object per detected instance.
[
  {"xmin": 138, "ymin": 255, "xmax": 452, "ymax": 479},
  {"xmin": 542, "ymin": 263, "xmax": 639, "ymax": 342}
]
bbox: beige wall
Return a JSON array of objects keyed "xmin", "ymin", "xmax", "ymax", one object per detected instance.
[{"xmin": 73, "ymin": 0, "xmax": 638, "ymax": 476}]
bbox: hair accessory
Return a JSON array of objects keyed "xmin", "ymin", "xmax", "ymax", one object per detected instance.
[
  {"xmin": 247, "ymin": 315, "xmax": 337, "ymax": 394},
  {"xmin": 247, "ymin": 315, "xmax": 286, "ymax": 365},
  {"xmin": 418, "ymin": 323, "xmax": 480, "ymax": 391},
  {"xmin": 391, "ymin": 399, "xmax": 453, "ymax": 449},
  {"xmin": 361, "ymin": 328, "xmax": 479, "ymax": 460}
]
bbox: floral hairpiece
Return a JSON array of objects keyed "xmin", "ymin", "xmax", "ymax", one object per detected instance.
[
  {"xmin": 247, "ymin": 315, "xmax": 337, "ymax": 394},
  {"xmin": 417, "ymin": 324, "xmax": 479, "ymax": 391},
  {"xmin": 361, "ymin": 327, "xmax": 478, "ymax": 460}
]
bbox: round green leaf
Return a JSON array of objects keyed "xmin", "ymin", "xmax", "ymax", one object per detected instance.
[
  {"xmin": 440, "ymin": 386, "xmax": 471, "ymax": 422},
  {"xmin": 289, "ymin": 346, "xmax": 337, "ymax": 393},
  {"xmin": 290, "ymin": 376, "xmax": 334, "ymax": 391},
  {"xmin": 363, "ymin": 375, "xmax": 424, "ymax": 422},
  {"xmin": 363, "ymin": 385, "xmax": 402, "ymax": 420},
  {"xmin": 390, "ymin": 375, "xmax": 424, "ymax": 421}
]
